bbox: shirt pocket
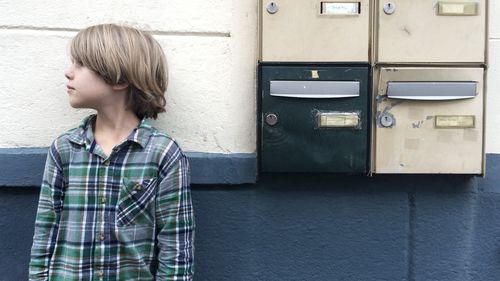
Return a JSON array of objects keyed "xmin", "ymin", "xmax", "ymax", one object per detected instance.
[{"xmin": 116, "ymin": 176, "xmax": 159, "ymax": 227}]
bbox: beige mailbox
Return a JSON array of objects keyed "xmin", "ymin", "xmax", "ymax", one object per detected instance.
[
  {"xmin": 375, "ymin": 0, "xmax": 487, "ymax": 63},
  {"xmin": 371, "ymin": 0, "xmax": 488, "ymax": 175},
  {"xmin": 372, "ymin": 67, "xmax": 485, "ymax": 174},
  {"xmin": 259, "ymin": 0, "xmax": 371, "ymax": 62}
]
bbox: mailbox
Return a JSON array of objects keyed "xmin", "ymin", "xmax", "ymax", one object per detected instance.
[
  {"xmin": 259, "ymin": 65, "xmax": 370, "ymax": 173},
  {"xmin": 258, "ymin": 0, "xmax": 372, "ymax": 173},
  {"xmin": 257, "ymin": 0, "xmax": 487, "ymax": 175},
  {"xmin": 260, "ymin": 0, "xmax": 371, "ymax": 62},
  {"xmin": 375, "ymin": 0, "xmax": 487, "ymax": 63},
  {"xmin": 372, "ymin": 67, "xmax": 485, "ymax": 174},
  {"xmin": 371, "ymin": 0, "xmax": 488, "ymax": 175}
]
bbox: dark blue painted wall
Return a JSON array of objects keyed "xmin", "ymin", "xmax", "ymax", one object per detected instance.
[{"xmin": 1, "ymin": 153, "xmax": 499, "ymax": 280}]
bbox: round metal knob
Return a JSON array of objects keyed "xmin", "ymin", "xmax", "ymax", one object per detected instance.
[
  {"xmin": 383, "ymin": 2, "xmax": 396, "ymax": 15},
  {"xmin": 265, "ymin": 113, "xmax": 278, "ymax": 126},
  {"xmin": 267, "ymin": 2, "xmax": 279, "ymax": 14},
  {"xmin": 380, "ymin": 113, "xmax": 395, "ymax": 128}
]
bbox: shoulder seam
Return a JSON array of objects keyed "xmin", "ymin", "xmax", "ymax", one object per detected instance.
[{"xmin": 49, "ymin": 138, "xmax": 64, "ymax": 172}]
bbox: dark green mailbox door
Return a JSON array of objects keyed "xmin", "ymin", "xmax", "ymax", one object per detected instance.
[{"xmin": 259, "ymin": 65, "xmax": 370, "ymax": 173}]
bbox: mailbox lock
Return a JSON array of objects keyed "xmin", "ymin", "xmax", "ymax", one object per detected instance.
[
  {"xmin": 380, "ymin": 113, "xmax": 395, "ymax": 128},
  {"xmin": 265, "ymin": 113, "xmax": 279, "ymax": 126},
  {"xmin": 266, "ymin": 2, "xmax": 279, "ymax": 14},
  {"xmin": 383, "ymin": 2, "xmax": 396, "ymax": 15}
]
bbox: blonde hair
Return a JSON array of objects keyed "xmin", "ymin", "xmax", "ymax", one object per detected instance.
[{"xmin": 68, "ymin": 23, "xmax": 168, "ymax": 119}]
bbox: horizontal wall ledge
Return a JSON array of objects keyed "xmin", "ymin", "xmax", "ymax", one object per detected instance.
[
  {"xmin": 0, "ymin": 26, "xmax": 231, "ymax": 38},
  {"xmin": 0, "ymin": 0, "xmax": 231, "ymax": 34},
  {"xmin": 0, "ymin": 148, "xmax": 257, "ymax": 186},
  {"xmin": 1, "ymin": 147, "xmax": 499, "ymax": 187}
]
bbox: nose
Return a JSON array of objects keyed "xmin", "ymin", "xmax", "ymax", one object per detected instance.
[{"xmin": 64, "ymin": 64, "xmax": 74, "ymax": 80}]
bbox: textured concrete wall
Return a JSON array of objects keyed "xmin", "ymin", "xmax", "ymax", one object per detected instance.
[
  {"xmin": 2, "ymin": 155, "xmax": 500, "ymax": 281},
  {"xmin": 0, "ymin": 1, "xmax": 499, "ymax": 153}
]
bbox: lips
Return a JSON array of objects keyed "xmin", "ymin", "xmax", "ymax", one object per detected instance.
[{"xmin": 67, "ymin": 85, "xmax": 75, "ymax": 90}]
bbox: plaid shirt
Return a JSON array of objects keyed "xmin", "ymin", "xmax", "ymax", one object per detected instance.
[{"xmin": 29, "ymin": 113, "xmax": 195, "ymax": 281}]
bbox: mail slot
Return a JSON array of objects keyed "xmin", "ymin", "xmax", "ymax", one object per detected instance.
[
  {"xmin": 386, "ymin": 82, "xmax": 477, "ymax": 100},
  {"xmin": 372, "ymin": 67, "xmax": 485, "ymax": 174},
  {"xmin": 260, "ymin": 0, "xmax": 371, "ymax": 62},
  {"xmin": 375, "ymin": 0, "xmax": 486, "ymax": 63},
  {"xmin": 270, "ymin": 80, "xmax": 361, "ymax": 98},
  {"xmin": 259, "ymin": 65, "xmax": 370, "ymax": 173}
]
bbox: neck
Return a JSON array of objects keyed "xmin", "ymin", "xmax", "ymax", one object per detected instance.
[{"xmin": 93, "ymin": 110, "xmax": 140, "ymax": 141}]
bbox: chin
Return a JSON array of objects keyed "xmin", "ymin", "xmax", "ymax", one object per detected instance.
[
  {"xmin": 68, "ymin": 96, "xmax": 89, "ymax": 108},
  {"xmin": 68, "ymin": 100, "xmax": 87, "ymax": 109}
]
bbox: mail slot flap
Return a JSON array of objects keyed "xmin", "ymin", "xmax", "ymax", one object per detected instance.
[
  {"xmin": 270, "ymin": 81, "xmax": 360, "ymax": 98},
  {"xmin": 386, "ymin": 81, "xmax": 477, "ymax": 100}
]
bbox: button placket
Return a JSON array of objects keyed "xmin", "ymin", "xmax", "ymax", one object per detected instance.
[
  {"xmin": 95, "ymin": 231, "xmax": 105, "ymax": 242},
  {"xmin": 95, "ymin": 157, "xmax": 110, "ymax": 274}
]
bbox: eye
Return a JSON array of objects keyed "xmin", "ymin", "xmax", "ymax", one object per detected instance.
[{"xmin": 71, "ymin": 58, "xmax": 83, "ymax": 67}]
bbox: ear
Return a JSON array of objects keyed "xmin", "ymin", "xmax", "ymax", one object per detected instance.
[{"xmin": 112, "ymin": 82, "xmax": 129, "ymax": 91}]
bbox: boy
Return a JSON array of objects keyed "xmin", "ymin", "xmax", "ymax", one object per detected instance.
[{"xmin": 29, "ymin": 23, "xmax": 195, "ymax": 281}]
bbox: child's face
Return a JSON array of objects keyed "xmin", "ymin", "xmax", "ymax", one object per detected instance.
[{"xmin": 64, "ymin": 62, "xmax": 117, "ymax": 109}]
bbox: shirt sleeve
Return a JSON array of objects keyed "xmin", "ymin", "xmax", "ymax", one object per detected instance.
[
  {"xmin": 29, "ymin": 140, "xmax": 65, "ymax": 281},
  {"xmin": 155, "ymin": 152, "xmax": 195, "ymax": 280}
]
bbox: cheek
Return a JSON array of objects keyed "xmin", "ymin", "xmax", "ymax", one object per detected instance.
[{"xmin": 77, "ymin": 71, "xmax": 112, "ymax": 96}]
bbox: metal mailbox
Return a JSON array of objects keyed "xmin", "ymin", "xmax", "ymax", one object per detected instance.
[
  {"xmin": 372, "ymin": 67, "xmax": 485, "ymax": 174},
  {"xmin": 260, "ymin": 0, "xmax": 371, "ymax": 62},
  {"xmin": 259, "ymin": 65, "xmax": 370, "ymax": 173},
  {"xmin": 375, "ymin": 0, "xmax": 487, "ymax": 63},
  {"xmin": 257, "ymin": 0, "xmax": 488, "ymax": 176}
]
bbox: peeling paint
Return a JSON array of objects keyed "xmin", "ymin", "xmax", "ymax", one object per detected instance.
[
  {"xmin": 412, "ymin": 120, "xmax": 424, "ymax": 128},
  {"xmin": 390, "ymin": 100, "xmax": 404, "ymax": 108},
  {"xmin": 376, "ymin": 95, "xmax": 387, "ymax": 103}
]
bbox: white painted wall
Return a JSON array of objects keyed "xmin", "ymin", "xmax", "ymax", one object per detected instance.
[
  {"xmin": 0, "ymin": 1, "xmax": 498, "ymax": 153},
  {"xmin": 0, "ymin": 0, "xmax": 257, "ymax": 153}
]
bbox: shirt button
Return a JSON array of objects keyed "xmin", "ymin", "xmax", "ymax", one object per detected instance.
[
  {"xmin": 134, "ymin": 183, "xmax": 142, "ymax": 191},
  {"xmin": 101, "ymin": 197, "xmax": 107, "ymax": 204},
  {"xmin": 96, "ymin": 270, "xmax": 104, "ymax": 277},
  {"xmin": 103, "ymin": 160, "xmax": 109, "ymax": 166}
]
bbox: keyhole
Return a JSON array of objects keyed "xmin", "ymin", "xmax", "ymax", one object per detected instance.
[
  {"xmin": 380, "ymin": 113, "xmax": 395, "ymax": 127},
  {"xmin": 383, "ymin": 2, "xmax": 396, "ymax": 14},
  {"xmin": 267, "ymin": 2, "xmax": 279, "ymax": 14},
  {"xmin": 265, "ymin": 113, "xmax": 278, "ymax": 126}
]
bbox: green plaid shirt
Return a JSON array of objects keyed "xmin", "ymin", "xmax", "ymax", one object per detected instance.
[{"xmin": 29, "ymin": 113, "xmax": 195, "ymax": 281}]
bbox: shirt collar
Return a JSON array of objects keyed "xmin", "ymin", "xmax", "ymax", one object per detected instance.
[{"xmin": 68, "ymin": 113, "xmax": 153, "ymax": 149}]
